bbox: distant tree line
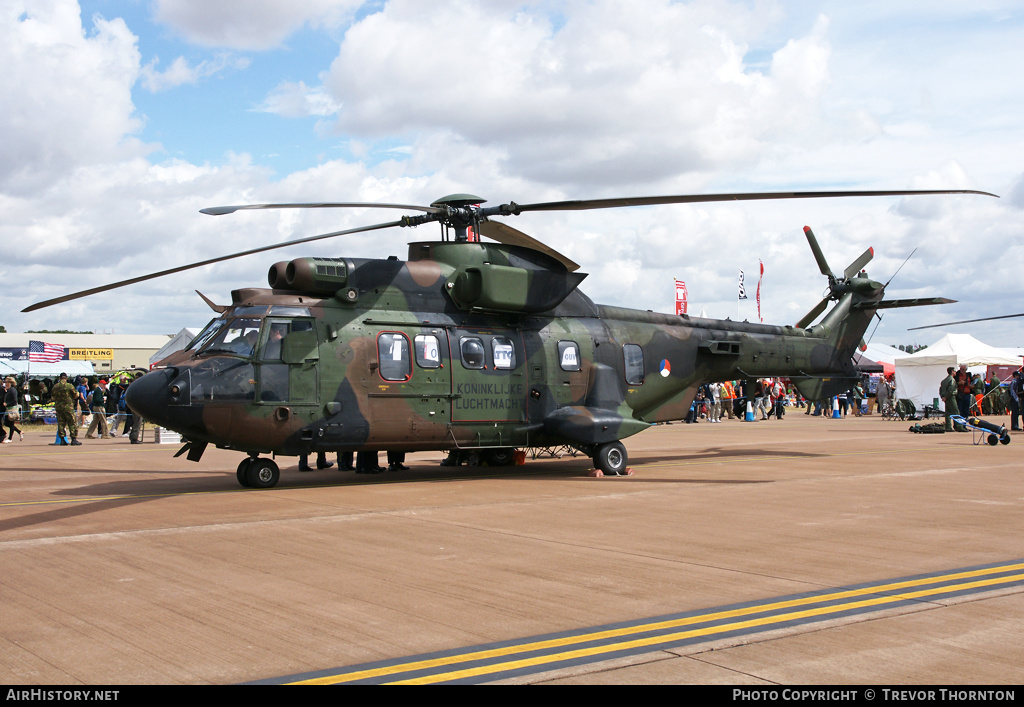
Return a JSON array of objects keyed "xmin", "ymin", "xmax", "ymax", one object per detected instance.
[{"xmin": 25, "ymin": 329, "xmax": 94, "ymax": 334}]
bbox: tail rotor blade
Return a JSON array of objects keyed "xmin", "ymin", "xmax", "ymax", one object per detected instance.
[
  {"xmin": 796, "ymin": 296, "xmax": 830, "ymax": 329},
  {"xmin": 843, "ymin": 247, "xmax": 874, "ymax": 281},
  {"xmin": 803, "ymin": 226, "xmax": 835, "ymax": 279}
]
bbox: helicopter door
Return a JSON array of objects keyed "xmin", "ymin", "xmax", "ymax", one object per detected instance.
[
  {"xmin": 448, "ymin": 327, "xmax": 527, "ymax": 445},
  {"xmin": 365, "ymin": 328, "xmax": 452, "ymax": 444}
]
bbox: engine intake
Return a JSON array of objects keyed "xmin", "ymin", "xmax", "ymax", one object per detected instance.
[{"xmin": 268, "ymin": 257, "xmax": 349, "ymax": 294}]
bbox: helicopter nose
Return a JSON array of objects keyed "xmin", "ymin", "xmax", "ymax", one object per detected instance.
[{"xmin": 124, "ymin": 368, "xmax": 178, "ymax": 427}]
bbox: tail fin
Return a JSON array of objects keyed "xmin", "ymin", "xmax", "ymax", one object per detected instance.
[{"xmin": 791, "ymin": 227, "xmax": 955, "ymax": 400}]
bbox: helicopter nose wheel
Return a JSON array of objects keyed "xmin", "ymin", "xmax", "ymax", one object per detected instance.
[
  {"xmin": 593, "ymin": 441, "xmax": 628, "ymax": 476},
  {"xmin": 237, "ymin": 457, "xmax": 280, "ymax": 488}
]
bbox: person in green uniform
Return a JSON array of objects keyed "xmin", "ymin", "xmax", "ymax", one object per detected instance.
[
  {"xmin": 971, "ymin": 373, "xmax": 985, "ymax": 417},
  {"xmin": 987, "ymin": 375, "xmax": 1004, "ymax": 416},
  {"xmin": 51, "ymin": 373, "xmax": 82, "ymax": 445},
  {"xmin": 940, "ymin": 366, "xmax": 959, "ymax": 432}
]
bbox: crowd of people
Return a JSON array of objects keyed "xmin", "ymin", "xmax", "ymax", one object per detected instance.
[
  {"xmin": 939, "ymin": 364, "xmax": 1022, "ymax": 432},
  {"xmin": 685, "ymin": 377, "xmax": 875, "ymax": 423},
  {"xmin": 0, "ymin": 370, "xmax": 147, "ymax": 445}
]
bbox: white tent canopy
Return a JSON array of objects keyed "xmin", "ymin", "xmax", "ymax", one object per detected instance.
[
  {"xmin": 894, "ymin": 333, "xmax": 1022, "ymax": 409},
  {"xmin": 862, "ymin": 343, "xmax": 904, "ymax": 366},
  {"xmin": 0, "ymin": 360, "xmax": 95, "ymax": 378},
  {"xmin": 150, "ymin": 328, "xmax": 200, "ymax": 367}
]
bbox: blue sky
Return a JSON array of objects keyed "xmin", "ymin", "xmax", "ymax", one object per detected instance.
[{"xmin": 4, "ymin": 0, "xmax": 1024, "ymax": 348}]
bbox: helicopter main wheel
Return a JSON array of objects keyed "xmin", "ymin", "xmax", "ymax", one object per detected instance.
[
  {"xmin": 236, "ymin": 457, "xmax": 254, "ymax": 487},
  {"xmin": 246, "ymin": 458, "xmax": 280, "ymax": 489},
  {"xmin": 593, "ymin": 441, "xmax": 628, "ymax": 476},
  {"xmin": 484, "ymin": 447, "xmax": 516, "ymax": 466}
]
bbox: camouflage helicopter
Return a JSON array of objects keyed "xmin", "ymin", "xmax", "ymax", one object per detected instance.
[{"xmin": 26, "ymin": 188, "xmax": 993, "ymax": 487}]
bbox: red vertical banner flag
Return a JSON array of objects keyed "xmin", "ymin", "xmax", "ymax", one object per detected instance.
[
  {"xmin": 756, "ymin": 260, "xmax": 764, "ymax": 323},
  {"xmin": 675, "ymin": 279, "xmax": 688, "ymax": 315}
]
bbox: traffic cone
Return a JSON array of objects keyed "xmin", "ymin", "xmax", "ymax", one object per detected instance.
[
  {"xmin": 745, "ymin": 400, "xmax": 755, "ymax": 422},
  {"xmin": 832, "ymin": 397, "xmax": 841, "ymax": 418}
]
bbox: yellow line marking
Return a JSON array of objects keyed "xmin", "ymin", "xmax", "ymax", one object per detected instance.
[
  {"xmin": 392, "ymin": 574, "xmax": 1024, "ymax": 684},
  {"xmin": 292, "ymin": 564, "xmax": 1024, "ymax": 684}
]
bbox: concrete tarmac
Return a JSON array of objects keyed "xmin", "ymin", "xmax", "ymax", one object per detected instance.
[{"xmin": 1, "ymin": 411, "xmax": 1021, "ymax": 685}]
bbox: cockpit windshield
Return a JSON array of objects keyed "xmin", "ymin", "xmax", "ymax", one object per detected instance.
[
  {"xmin": 186, "ymin": 318, "xmax": 223, "ymax": 353},
  {"xmin": 195, "ymin": 317, "xmax": 263, "ymax": 358}
]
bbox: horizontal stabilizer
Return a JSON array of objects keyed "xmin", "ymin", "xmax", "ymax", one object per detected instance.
[{"xmin": 853, "ymin": 297, "xmax": 955, "ymax": 311}]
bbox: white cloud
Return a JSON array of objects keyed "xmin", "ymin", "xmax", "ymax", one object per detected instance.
[
  {"xmin": 141, "ymin": 53, "xmax": 250, "ymax": 92},
  {"xmin": 320, "ymin": 0, "xmax": 832, "ymax": 189},
  {"xmin": 152, "ymin": 0, "xmax": 362, "ymax": 50},
  {"xmin": 0, "ymin": 2, "xmax": 144, "ymax": 192},
  {"xmin": 255, "ymin": 80, "xmax": 341, "ymax": 117}
]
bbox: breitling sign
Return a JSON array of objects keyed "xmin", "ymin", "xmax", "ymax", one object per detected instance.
[{"xmin": 69, "ymin": 348, "xmax": 114, "ymax": 360}]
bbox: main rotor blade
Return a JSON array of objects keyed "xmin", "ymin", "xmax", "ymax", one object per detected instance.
[
  {"xmin": 843, "ymin": 247, "xmax": 874, "ymax": 281},
  {"xmin": 200, "ymin": 202, "xmax": 441, "ymax": 216},
  {"xmin": 477, "ymin": 220, "xmax": 580, "ymax": 272},
  {"xmin": 908, "ymin": 312, "xmax": 1024, "ymax": 331},
  {"xmin": 22, "ymin": 219, "xmax": 405, "ymax": 312},
  {"xmin": 504, "ymin": 189, "xmax": 997, "ymax": 214}
]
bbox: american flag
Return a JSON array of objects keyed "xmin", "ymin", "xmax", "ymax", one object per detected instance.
[{"xmin": 29, "ymin": 340, "xmax": 65, "ymax": 363}]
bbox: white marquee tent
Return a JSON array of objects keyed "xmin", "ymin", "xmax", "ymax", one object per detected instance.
[
  {"xmin": 861, "ymin": 342, "xmax": 905, "ymax": 374},
  {"xmin": 149, "ymin": 328, "xmax": 201, "ymax": 367},
  {"xmin": 894, "ymin": 333, "xmax": 1022, "ymax": 409}
]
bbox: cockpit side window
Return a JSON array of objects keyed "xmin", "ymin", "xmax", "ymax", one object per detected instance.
[{"xmin": 261, "ymin": 321, "xmax": 291, "ymax": 361}]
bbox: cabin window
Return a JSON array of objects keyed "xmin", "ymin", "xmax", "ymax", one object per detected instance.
[
  {"xmin": 492, "ymin": 337, "xmax": 516, "ymax": 370},
  {"xmin": 377, "ymin": 332, "xmax": 412, "ymax": 381},
  {"xmin": 460, "ymin": 337, "xmax": 486, "ymax": 369},
  {"xmin": 558, "ymin": 341, "xmax": 581, "ymax": 371},
  {"xmin": 623, "ymin": 344, "xmax": 645, "ymax": 385},
  {"xmin": 415, "ymin": 335, "xmax": 441, "ymax": 369}
]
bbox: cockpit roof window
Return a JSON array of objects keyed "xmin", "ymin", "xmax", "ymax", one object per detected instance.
[
  {"xmin": 268, "ymin": 306, "xmax": 311, "ymax": 317},
  {"xmin": 229, "ymin": 306, "xmax": 269, "ymax": 317}
]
